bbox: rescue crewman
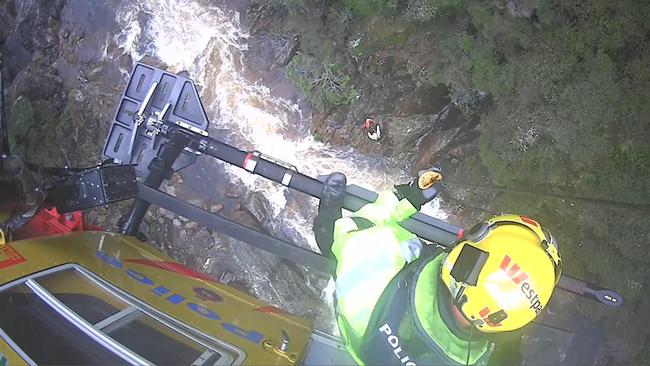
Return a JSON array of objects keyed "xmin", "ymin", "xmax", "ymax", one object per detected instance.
[{"xmin": 313, "ymin": 171, "xmax": 562, "ymax": 365}]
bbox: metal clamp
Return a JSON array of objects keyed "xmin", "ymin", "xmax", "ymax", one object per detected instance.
[
  {"xmin": 174, "ymin": 120, "xmax": 209, "ymax": 137},
  {"xmin": 250, "ymin": 151, "xmax": 299, "ymax": 173},
  {"xmin": 261, "ymin": 330, "xmax": 296, "ymax": 363},
  {"xmin": 128, "ymin": 82, "xmax": 158, "ymax": 156}
]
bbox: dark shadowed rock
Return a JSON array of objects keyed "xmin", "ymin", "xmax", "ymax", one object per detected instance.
[
  {"xmin": 0, "ymin": 35, "xmax": 31, "ymax": 82},
  {"xmin": 0, "ymin": 1, "xmax": 17, "ymax": 43},
  {"xmin": 9, "ymin": 67, "xmax": 64, "ymax": 102},
  {"xmin": 60, "ymin": 0, "xmax": 119, "ymax": 36}
]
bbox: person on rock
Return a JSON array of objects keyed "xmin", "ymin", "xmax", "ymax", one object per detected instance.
[
  {"xmin": 312, "ymin": 170, "xmax": 562, "ymax": 366},
  {"xmin": 362, "ymin": 118, "xmax": 382, "ymax": 141}
]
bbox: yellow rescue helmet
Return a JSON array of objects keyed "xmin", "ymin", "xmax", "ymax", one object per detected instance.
[{"xmin": 440, "ymin": 215, "xmax": 562, "ymax": 333}]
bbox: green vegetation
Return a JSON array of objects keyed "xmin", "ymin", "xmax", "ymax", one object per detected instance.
[
  {"xmin": 316, "ymin": 63, "xmax": 358, "ymax": 106},
  {"xmin": 272, "ymin": 0, "xmax": 650, "ymax": 362},
  {"xmin": 279, "ymin": 1, "xmax": 650, "ymax": 205},
  {"xmin": 340, "ymin": 0, "xmax": 464, "ymax": 20},
  {"xmin": 8, "ymin": 97, "xmax": 65, "ymax": 165},
  {"xmin": 285, "ymin": 52, "xmax": 312, "ymax": 98},
  {"xmin": 286, "ymin": 51, "xmax": 357, "ymax": 109},
  {"xmin": 8, "ymin": 95, "xmax": 95, "ymax": 167},
  {"xmin": 8, "ymin": 97, "xmax": 37, "ymax": 156},
  {"xmin": 341, "ymin": 0, "xmax": 398, "ymax": 16}
]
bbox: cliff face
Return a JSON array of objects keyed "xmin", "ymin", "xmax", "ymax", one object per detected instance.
[{"xmin": 1, "ymin": 0, "xmax": 129, "ymax": 168}]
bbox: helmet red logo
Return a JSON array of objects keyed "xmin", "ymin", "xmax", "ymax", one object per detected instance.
[{"xmin": 500, "ymin": 255, "xmax": 529, "ymax": 284}]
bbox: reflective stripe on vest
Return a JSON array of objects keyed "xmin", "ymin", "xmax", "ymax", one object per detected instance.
[{"xmin": 334, "ymin": 225, "xmax": 409, "ymax": 336}]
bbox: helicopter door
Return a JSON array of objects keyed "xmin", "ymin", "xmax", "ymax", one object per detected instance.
[{"xmin": 0, "ymin": 265, "xmax": 244, "ymax": 365}]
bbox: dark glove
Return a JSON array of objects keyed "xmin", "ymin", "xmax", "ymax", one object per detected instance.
[
  {"xmin": 394, "ymin": 167, "xmax": 443, "ymax": 210},
  {"xmin": 319, "ymin": 172, "xmax": 347, "ymax": 211}
]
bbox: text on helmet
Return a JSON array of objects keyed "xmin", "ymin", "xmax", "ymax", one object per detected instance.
[{"xmin": 500, "ymin": 255, "xmax": 543, "ymax": 314}]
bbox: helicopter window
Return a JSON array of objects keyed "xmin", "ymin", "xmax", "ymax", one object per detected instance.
[
  {"xmin": 104, "ymin": 312, "xmax": 222, "ymax": 365},
  {"xmin": 0, "ymin": 265, "xmax": 240, "ymax": 365},
  {"xmin": 36, "ymin": 267, "xmax": 130, "ymax": 323},
  {"xmin": 0, "ymin": 284, "xmax": 129, "ymax": 365}
]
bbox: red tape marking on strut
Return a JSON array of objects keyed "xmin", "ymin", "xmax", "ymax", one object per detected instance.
[
  {"xmin": 243, "ymin": 153, "xmax": 254, "ymax": 171},
  {"xmin": 254, "ymin": 306, "xmax": 288, "ymax": 315}
]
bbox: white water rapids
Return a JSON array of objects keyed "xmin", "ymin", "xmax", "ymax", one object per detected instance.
[{"xmin": 114, "ymin": 0, "xmax": 447, "ymax": 313}]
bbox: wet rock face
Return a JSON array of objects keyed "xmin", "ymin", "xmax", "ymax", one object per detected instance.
[
  {"xmin": 2, "ymin": 1, "xmax": 54, "ymax": 82},
  {"xmin": 2, "ymin": 0, "xmax": 126, "ymax": 167}
]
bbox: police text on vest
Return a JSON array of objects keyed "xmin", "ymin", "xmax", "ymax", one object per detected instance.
[{"xmin": 379, "ymin": 324, "xmax": 417, "ymax": 366}]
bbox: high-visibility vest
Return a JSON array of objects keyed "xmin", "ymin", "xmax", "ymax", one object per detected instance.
[
  {"xmin": 332, "ymin": 192, "xmax": 492, "ymax": 365},
  {"xmin": 331, "ymin": 192, "xmax": 419, "ymax": 338}
]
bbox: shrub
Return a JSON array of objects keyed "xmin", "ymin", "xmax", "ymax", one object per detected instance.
[
  {"xmin": 285, "ymin": 52, "xmax": 312, "ymax": 98},
  {"xmin": 313, "ymin": 63, "xmax": 358, "ymax": 107},
  {"xmin": 286, "ymin": 53, "xmax": 357, "ymax": 108},
  {"xmin": 341, "ymin": 0, "xmax": 398, "ymax": 16}
]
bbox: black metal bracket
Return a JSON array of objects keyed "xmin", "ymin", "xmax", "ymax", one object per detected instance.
[
  {"xmin": 120, "ymin": 132, "xmax": 191, "ymax": 236},
  {"xmin": 46, "ymin": 164, "xmax": 138, "ymax": 213},
  {"xmin": 103, "ymin": 63, "xmax": 209, "ymax": 175}
]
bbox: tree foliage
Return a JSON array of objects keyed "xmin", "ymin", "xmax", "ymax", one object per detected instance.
[
  {"xmin": 278, "ymin": 1, "xmax": 650, "ymax": 361},
  {"xmin": 286, "ymin": 52, "xmax": 358, "ymax": 108}
]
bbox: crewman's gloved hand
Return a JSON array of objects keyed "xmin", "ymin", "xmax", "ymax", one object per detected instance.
[{"xmin": 393, "ymin": 167, "xmax": 443, "ymax": 210}]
